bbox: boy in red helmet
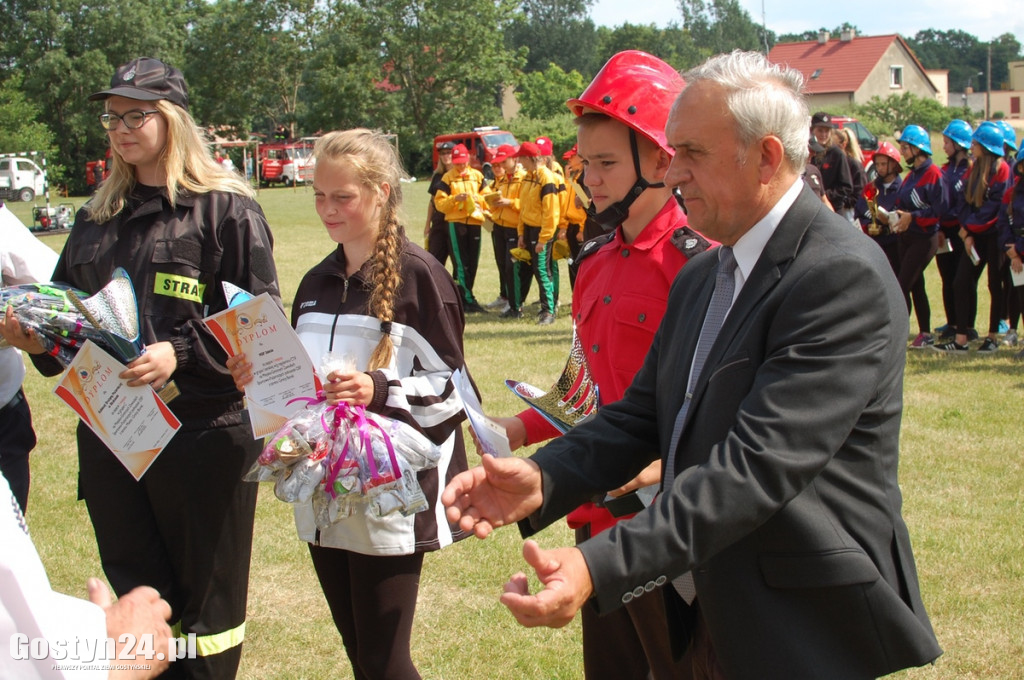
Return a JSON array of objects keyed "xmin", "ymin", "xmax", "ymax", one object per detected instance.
[
  {"xmin": 515, "ymin": 142, "xmax": 562, "ymax": 323},
  {"xmin": 434, "ymin": 143, "xmax": 487, "ymax": 312},
  {"xmin": 488, "ymin": 143, "xmax": 532, "ymax": 317},
  {"xmin": 855, "ymin": 140, "xmax": 903, "ymax": 275},
  {"xmin": 562, "ymin": 144, "xmax": 591, "ymax": 289},
  {"xmin": 490, "ymin": 51, "xmax": 712, "ymax": 678}
]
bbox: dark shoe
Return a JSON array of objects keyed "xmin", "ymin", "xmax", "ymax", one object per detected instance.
[
  {"xmin": 464, "ymin": 301, "xmax": 486, "ymax": 314},
  {"xmin": 500, "ymin": 307, "xmax": 524, "ymax": 319},
  {"xmin": 931, "ymin": 340, "xmax": 969, "ymax": 353},
  {"xmin": 966, "ymin": 328, "xmax": 979, "ymax": 342},
  {"xmin": 537, "ymin": 312, "xmax": 556, "ymax": 325},
  {"xmin": 938, "ymin": 327, "xmax": 956, "ymax": 341},
  {"xmin": 909, "ymin": 332, "xmax": 934, "ymax": 349},
  {"xmin": 934, "ymin": 323, "xmax": 951, "ymax": 335},
  {"xmin": 976, "ymin": 337, "xmax": 999, "ymax": 353}
]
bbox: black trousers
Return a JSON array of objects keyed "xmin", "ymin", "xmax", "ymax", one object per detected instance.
[
  {"xmin": 494, "ymin": 224, "xmax": 532, "ymax": 310},
  {"xmin": 935, "ymin": 227, "xmax": 964, "ymax": 328},
  {"xmin": 78, "ymin": 421, "xmax": 260, "ymax": 680},
  {"xmin": 425, "ymin": 219, "xmax": 451, "ymax": 270},
  {"xmin": 309, "ymin": 545, "xmax": 424, "ymax": 680},
  {"xmin": 575, "ymin": 526, "xmax": 689, "ymax": 680},
  {"xmin": 954, "ymin": 230, "xmax": 1006, "ymax": 335},
  {"xmin": 447, "ymin": 221, "xmax": 481, "ymax": 305},
  {"xmin": 897, "ymin": 232, "xmax": 939, "ymax": 334},
  {"xmin": 0, "ymin": 388, "xmax": 36, "ymax": 513},
  {"xmin": 523, "ymin": 225, "xmax": 558, "ymax": 315}
]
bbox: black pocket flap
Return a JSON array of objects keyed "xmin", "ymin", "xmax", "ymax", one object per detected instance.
[{"xmin": 760, "ymin": 548, "xmax": 881, "ymax": 589}]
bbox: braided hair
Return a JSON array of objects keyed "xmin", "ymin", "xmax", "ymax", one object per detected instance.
[{"xmin": 312, "ymin": 129, "xmax": 406, "ymax": 370}]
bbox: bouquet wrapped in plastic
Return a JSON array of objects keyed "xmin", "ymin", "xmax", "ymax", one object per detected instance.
[
  {"xmin": 2, "ymin": 268, "xmax": 147, "ymax": 366},
  {"xmin": 245, "ymin": 395, "xmax": 442, "ymax": 528}
]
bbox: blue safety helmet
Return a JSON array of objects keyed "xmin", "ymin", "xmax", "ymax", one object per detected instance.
[
  {"xmin": 899, "ymin": 125, "xmax": 932, "ymax": 155},
  {"xmin": 995, "ymin": 120, "xmax": 1018, "ymax": 153},
  {"xmin": 973, "ymin": 121, "xmax": 1006, "ymax": 157},
  {"xmin": 941, "ymin": 119, "xmax": 973, "ymax": 151},
  {"xmin": 1016, "ymin": 144, "xmax": 1024, "ymax": 167}
]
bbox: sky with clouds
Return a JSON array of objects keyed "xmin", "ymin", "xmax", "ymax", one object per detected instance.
[{"xmin": 589, "ymin": 0, "xmax": 1023, "ymax": 43}]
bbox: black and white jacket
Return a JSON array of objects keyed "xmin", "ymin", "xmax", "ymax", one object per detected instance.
[{"xmin": 290, "ymin": 237, "xmax": 470, "ymax": 555}]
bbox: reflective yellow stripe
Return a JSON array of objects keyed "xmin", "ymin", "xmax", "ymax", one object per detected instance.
[
  {"xmin": 194, "ymin": 621, "xmax": 246, "ymax": 657},
  {"xmin": 170, "ymin": 620, "xmax": 246, "ymax": 657},
  {"xmin": 154, "ymin": 273, "xmax": 206, "ymax": 302}
]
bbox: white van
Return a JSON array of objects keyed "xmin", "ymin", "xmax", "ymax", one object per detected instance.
[{"xmin": 0, "ymin": 156, "xmax": 47, "ymax": 202}]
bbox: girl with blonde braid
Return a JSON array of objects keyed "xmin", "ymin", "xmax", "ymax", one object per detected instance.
[{"xmin": 228, "ymin": 128, "xmax": 470, "ymax": 679}]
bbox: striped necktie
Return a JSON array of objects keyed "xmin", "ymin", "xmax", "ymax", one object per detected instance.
[{"xmin": 665, "ymin": 246, "xmax": 736, "ymax": 604}]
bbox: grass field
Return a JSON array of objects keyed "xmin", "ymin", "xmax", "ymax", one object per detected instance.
[{"xmin": 8, "ymin": 182, "xmax": 1024, "ymax": 679}]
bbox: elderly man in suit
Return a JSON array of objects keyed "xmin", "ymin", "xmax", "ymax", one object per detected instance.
[{"xmin": 442, "ymin": 50, "xmax": 941, "ymax": 679}]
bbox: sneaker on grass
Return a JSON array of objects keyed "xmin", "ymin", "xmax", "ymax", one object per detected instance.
[
  {"xmin": 977, "ymin": 337, "xmax": 999, "ymax": 353},
  {"xmin": 909, "ymin": 332, "xmax": 935, "ymax": 349},
  {"xmin": 931, "ymin": 340, "xmax": 969, "ymax": 353}
]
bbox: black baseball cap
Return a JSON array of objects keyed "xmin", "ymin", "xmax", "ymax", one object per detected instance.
[
  {"xmin": 811, "ymin": 111, "xmax": 835, "ymax": 129},
  {"xmin": 436, "ymin": 141, "xmax": 455, "ymax": 152},
  {"xmin": 89, "ymin": 57, "xmax": 189, "ymax": 111}
]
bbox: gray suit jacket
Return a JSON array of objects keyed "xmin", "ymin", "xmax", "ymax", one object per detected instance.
[{"xmin": 527, "ymin": 185, "xmax": 941, "ymax": 679}]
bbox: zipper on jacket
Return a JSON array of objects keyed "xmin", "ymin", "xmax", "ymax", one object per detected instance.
[{"xmin": 327, "ymin": 277, "xmax": 350, "ymax": 353}]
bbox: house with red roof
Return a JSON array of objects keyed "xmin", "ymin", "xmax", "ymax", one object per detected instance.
[{"xmin": 768, "ymin": 30, "xmax": 940, "ymax": 111}]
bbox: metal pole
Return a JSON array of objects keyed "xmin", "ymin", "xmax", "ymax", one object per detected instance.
[
  {"xmin": 42, "ymin": 153, "xmax": 51, "ymax": 212},
  {"xmin": 986, "ymin": 45, "xmax": 992, "ymax": 120}
]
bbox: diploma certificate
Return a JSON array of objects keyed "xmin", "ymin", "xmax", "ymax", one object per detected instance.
[
  {"xmin": 452, "ymin": 368, "xmax": 511, "ymax": 457},
  {"xmin": 203, "ymin": 292, "xmax": 320, "ymax": 438},
  {"xmin": 54, "ymin": 341, "xmax": 181, "ymax": 480}
]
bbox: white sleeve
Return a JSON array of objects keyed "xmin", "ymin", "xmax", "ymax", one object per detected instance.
[
  {"xmin": 0, "ymin": 204, "xmax": 59, "ymax": 285},
  {"xmin": 0, "ymin": 474, "xmax": 109, "ymax": 680}
]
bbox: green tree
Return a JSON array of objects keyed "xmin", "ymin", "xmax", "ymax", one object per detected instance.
[
  {"xmin": 593, "ymin": 23, "xmax": 703, "ymax": 73},
  {"xmin": 2, "ymin": 0, "xmax": 198, "ymax": 193},
  {"xmin": 516, "ymin": 63, "xmax": 586, "ymax": 119},
  {"xmin": 506, "ymin": 0, "xmax": 599, "ymax": 76},
  {"xmin": 300, "ymin": 6, "xmax": 401, "ymax": 137},
  {"xmin": 506, "ymin": 112, "xmax": 577, "ymax": 159},
  {"xmin": 851, "ymin": 92, "xmax": 962, "ymax": 136},
  {"xmin": 341, "ymin": 0, "xmax": 524, "ymax": 172},
  {"xmin": 0, "ymin": 75, "xmax": 55, "ymax": 154},
  {"xmin": 679, "ymin": 0, "xmax": 768, "ymax": 55},
  {"xmin": 184, "ymin": 0, "xmax": 318, "ymax": 139},
  {"xmin": 908, "ymin": 29, "xmax": 984, "ymax": 93},
  {"xmin": 904, "ymin": 29, "xmax": 1022, "ymax": 93}
]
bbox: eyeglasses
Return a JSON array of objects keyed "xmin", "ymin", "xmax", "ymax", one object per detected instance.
[{"xmin": 99, "ymin": 110, "xmax": 161, "ymax": 131}]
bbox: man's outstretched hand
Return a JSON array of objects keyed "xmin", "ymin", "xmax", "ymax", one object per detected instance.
[
  {"xmin": 500, "ymin": 540, "xmax": 594, "ymax": 628},
  {"xmin": 442, "ymin": 453, "xmax": 544, "ymax": 538}
]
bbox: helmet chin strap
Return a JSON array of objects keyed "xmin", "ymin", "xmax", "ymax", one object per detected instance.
[{"xmin": 586, "ymin": 129, "xmax": 664, "ymax": 232}]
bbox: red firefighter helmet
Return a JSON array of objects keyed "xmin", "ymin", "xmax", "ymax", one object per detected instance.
[
  {"xmin": 875, "ymin": 141, "xmax": 902, "ymax": 169},
  {"xmin": 566, "ymin": 50, "xmax": 685, "ymax": 155}
]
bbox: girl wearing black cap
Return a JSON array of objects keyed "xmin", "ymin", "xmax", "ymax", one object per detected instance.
[{"xmin": 4, "ymin": 57, "xmax": 281, "ymax": 679}]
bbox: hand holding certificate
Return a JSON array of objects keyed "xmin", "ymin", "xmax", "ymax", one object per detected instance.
[
  {"xmin": 54, "ymin": 342, "xmax": 181, "ymax": 480},
  {"xmin": 203, "ymin": 292, "xmax": 320, "ymax": 438},
  {"xmin": 452, "ymin": 367, "xmax": 511, "ymax": 458}
]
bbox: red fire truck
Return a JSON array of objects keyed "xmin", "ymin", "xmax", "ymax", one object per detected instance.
[{"xmin": 257, "ymin": 140, "xmax": 315, "ymax": 187}]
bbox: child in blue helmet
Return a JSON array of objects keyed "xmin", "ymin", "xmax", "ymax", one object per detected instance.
[
  {"xmin": 892, "ymin": 124, "xmax": 945, "ymax": 349},
  {"xmin": 934, "ymin": 121, "xmax": 1013, "ymax": 352},
  {"xmin": 935, "ymin": 119, "xmax": 974, "ymax": 339},
  {"xmin": 995, "ymin": 120, "xmax": 1021, "ymax": 344},
  {"xmin": 998, "ymin": 145, "xmax": 1024, "ymax": 358}
]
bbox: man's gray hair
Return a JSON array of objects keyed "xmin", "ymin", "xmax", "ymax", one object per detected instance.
[{"xmin": 682, "ymin": 50, "xmax": 809, "ymax": 171}]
